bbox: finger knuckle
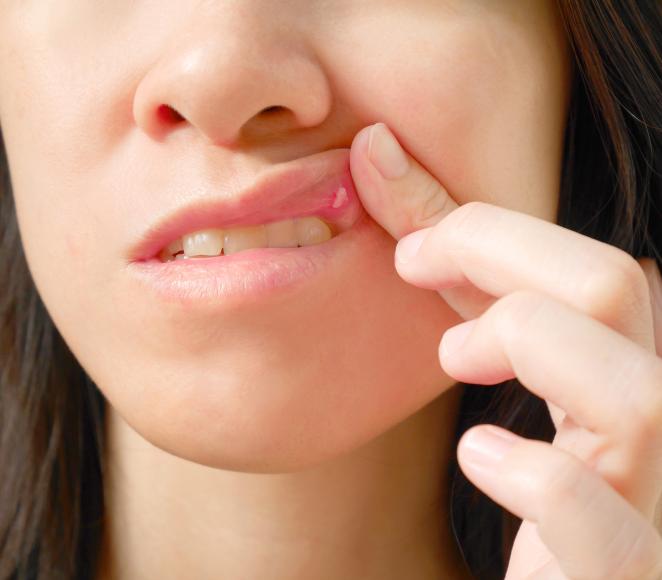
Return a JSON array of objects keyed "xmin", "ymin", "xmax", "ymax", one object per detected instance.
[
  {"xmin": 411, "ymin": 178, "xmax": 454, "ymax": 227},
  {"xmin": 611, "ymin": 523, "xmax": 662, "ymax": 580},
  {"xmin": 627, "ymin": 357, "xmax": 662, "ymax": 441},
  {"xmin": 444, "ymin": 200, "xmax": 487, "ymax": 235},
  {"xmin": 491, "ymin": 290, "xmax": 549, "ymax": 346},
  {"xmin": 540, "ymin": 454, "xmax": 589, "ymax": 509},
  {"xmin": 578, "ymin": 250, "xmax": 649, "ymax": 322},
  {"xmin": 540, "ymin": 458, "xmax": 662, "ymax": 580}
]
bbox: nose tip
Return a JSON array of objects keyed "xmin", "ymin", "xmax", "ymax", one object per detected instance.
[{"xmin": 131, "ymin": 15, "xmax": 333, "ymax": 147}]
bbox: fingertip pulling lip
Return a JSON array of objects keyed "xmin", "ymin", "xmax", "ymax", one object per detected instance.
[{"xmin": 127, "ymin": 148, "xmax": 365, "ymax": 263}]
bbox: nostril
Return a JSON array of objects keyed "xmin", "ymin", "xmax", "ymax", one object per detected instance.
[
  {"xmin": 260, "ymin": 105, "xmax": 284, "ymax": 115},
  {"xmin": 157, "ymin": 104, "xmax": 185, "ymax": 124}
]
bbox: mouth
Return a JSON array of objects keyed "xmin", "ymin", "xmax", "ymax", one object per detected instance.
[
  {"xmin": 128, "ymin": 148, "xmax": 364, "ymax": 264},
  {"xmin": 125, "ymin": 148, "xmax": 370, "ymax": 305}
]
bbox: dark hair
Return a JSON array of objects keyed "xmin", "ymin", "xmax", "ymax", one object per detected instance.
[{"xmin": 0, "ymin": 1, "xmax": 660, "ymax": 578}]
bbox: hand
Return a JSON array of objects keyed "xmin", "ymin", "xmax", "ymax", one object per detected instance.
[{"xmin": 349, "ymin": 122, "xmax": 662, "ymax": 579}]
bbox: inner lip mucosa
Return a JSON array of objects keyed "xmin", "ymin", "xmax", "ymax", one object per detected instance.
[{"xmin": 159, "ymin": 215, "xmax": 337, "ymax": 262}]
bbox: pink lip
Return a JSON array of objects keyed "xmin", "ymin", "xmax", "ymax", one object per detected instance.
[
  {"xmin": 125, "ymin": 148, "xmax": 372, "ymax": 306},
  {"xmin": 128, "ymin": 148, "xmax": 364, "ymax": 263}
]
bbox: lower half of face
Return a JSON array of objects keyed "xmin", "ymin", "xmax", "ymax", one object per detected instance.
[{"xmin": 0, "ymin": 0, "xmax": 569, "ymax": 472}]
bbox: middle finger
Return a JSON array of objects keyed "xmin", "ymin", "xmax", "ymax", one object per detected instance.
[{"xmin": 444, "ymin": 290, "xmax": 662, "ymax": 516}]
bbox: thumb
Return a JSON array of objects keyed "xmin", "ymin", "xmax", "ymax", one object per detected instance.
[{"xmin": 349, "ymin": 122, "xmax": 458, "ymax": 240}]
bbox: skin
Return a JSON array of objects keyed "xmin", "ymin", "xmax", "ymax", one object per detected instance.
[
  {"xmin": 0, "ymin": 0, "xmax": 624, "ymax": 578},
  {"xmin": 350, "ymin": 124, "xmax": 662, "ymax": 577}
]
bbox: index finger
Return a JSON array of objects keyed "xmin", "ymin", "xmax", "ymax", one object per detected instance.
[{"xmin": 398, "ymin": 202, "xmax": 656, "ymax": 353}]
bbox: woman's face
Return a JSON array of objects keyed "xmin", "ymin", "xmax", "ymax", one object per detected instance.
[{"xmin": 0, "ymin": 1, "xmax": 570, "ymax": 471}]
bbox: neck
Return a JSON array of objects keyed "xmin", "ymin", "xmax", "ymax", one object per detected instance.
[{"xmin": 97, "ymin": 386, "xmax": 469, "ymax": 580}]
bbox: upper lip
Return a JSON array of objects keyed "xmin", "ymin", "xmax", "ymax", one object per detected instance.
[{"xmin": 127, "ymin": 148, "xmax": 357, "ymax": 262}]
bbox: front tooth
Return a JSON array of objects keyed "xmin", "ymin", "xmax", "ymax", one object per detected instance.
[
  {"xmin": 265, "ymin": 219, "xmax": 298, "ymax": 248},
  {"xmin": 295, "ymin": 217, "xmax": 332, "ymax": 246},
  {"xmin": 224, "ymin": 224, "xmax": 267, "ymax": 255},
  {"xmin": 183, "ymin": 228, "xmax": 224, "ymax": 257}
]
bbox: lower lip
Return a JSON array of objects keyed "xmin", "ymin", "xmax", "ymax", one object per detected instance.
[{"xmin": 126, "ymin": 212, "xmax": 372, "ymax": 307}]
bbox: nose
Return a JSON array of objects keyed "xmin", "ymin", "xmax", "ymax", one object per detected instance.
[{"xmin": 132, "ymin": 6, "xmax": 333, "ymax": 147}]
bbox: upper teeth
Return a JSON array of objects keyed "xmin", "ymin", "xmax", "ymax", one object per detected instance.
[{"xmin": 160, "ymin": 216, "xmax": 334, "ymax": 261}]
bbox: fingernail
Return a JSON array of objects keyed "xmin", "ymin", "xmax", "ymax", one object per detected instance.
[
  {"xmin": 441, "ymin": 319, "xmax": 476, "ymax": 358},
  {"xmin": 461, "ymin": 426, "xmax": 518, "ymax": 471},
  {"xmin": 367, "ymin": 123, "xmax": 410, "ymax": 180},
  {"xmin": 395, "ymin": 229, "xmax": 429, "ymax": 264}
]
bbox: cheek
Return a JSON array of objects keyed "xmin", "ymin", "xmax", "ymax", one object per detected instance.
[
  {"xmin": 0, "ymin": 11, "xmax": 117, "ymax": 274},
  {"xmin": 0, "ymin": 5, "xmax": 151, "ymax": 346},
  {"xmin": 328, "ymin": 7, "xmax": 569, "ymax": 222}
]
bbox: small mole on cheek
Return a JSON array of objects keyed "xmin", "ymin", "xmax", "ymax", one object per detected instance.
[{"xmin": 331, "ymin": 186, "xmax": 348, "ymax": 209}]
